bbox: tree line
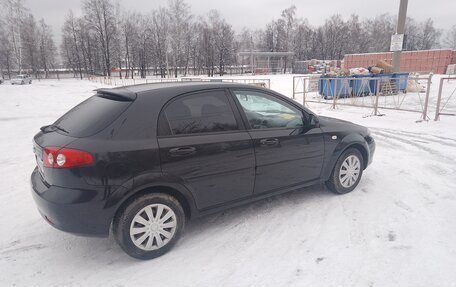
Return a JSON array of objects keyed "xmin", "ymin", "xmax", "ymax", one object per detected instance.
[
  {"xmin": 0, "ymin": 0, "xmax": 455, "ymax": 79},
  {"xmin": 0, "ymin": 0, "xmax": 57, "ymax": 78}
]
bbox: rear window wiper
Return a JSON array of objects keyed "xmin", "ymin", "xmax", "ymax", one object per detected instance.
[{"xmin": 40, "ymin": 124, "xmax": 69, "ymax": 134}]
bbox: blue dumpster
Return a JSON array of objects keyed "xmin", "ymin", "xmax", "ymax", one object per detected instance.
[
  {"xmin": 351, "ymin": 74, "xmax": 374, "ymax": 96},
  {"xmin": 318, "ymin": 76, "xmax": 351, "ymax": 99},
  {"xmin": 393, "ymin": 72, "xmax": 409, "ymax": 92}
]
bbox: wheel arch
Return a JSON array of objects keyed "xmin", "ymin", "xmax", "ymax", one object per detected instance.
[
  {"xmin": 347, "ymin": 143, "xmax": 369, "ymax": 169},
  {"xmin": 322, "ymin": 137, "xmax": 370, "ymax": 181},
  {"xmin": 112, "ymin": 183, "xmax": 196, "ymax": 226}
]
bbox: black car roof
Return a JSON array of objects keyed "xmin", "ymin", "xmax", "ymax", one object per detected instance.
[{"xmin": 98, "ymin": 81, "xmax": 266, "ymax": 100}]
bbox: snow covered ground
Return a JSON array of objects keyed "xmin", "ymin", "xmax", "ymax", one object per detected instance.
[{"xmin": 1, "ymin": 76, "xmax": 456, "ymax": 286}]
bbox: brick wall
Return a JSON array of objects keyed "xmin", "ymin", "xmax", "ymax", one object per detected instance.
[{"xmin": 343, "ymin": 49, "xmax": 456, "ymax": 74}]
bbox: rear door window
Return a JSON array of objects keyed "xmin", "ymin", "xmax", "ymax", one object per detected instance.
[
  {"xmin": 53, "ymin": 94, "xmax": 132, "ymax": 137},
  {"xmin": 160, "ymin": 90, "xmax": 239, "ymax": 136}
]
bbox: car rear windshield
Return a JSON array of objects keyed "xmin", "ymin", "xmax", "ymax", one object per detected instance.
[{"xmin": 53, "ymin": 94, "xmax": 132, "ymax": 137}]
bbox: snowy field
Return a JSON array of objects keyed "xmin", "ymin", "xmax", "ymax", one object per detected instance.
[{"xmin": 1, "ymin": 76, "xmax": 456, "ymax": 286}]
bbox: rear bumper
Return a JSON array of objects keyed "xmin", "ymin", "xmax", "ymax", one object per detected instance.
[{"xmin": 30, "ymin": 167, "xmax": 114, "ymax": 237}]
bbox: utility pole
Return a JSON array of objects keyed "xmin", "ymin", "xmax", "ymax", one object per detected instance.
[
  {"xmin": 392, "ymin": 0, "xmax": 408, "ymax": 72},
  {"xmin": 250, "ymin": 35, "xmax": 254, "ymax": 76}
]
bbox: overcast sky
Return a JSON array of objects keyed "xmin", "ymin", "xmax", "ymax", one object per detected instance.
[{"xmin": 28, "ymin": 0, "xmax": 456, "ymax": 44}]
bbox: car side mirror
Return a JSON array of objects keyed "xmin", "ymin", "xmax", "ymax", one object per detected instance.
[{"xmin": 309, "ymin": 114, "xmax": 320, "ymax": 128}]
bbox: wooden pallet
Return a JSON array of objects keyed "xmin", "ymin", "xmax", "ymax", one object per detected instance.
[{"xmin": 381, "ymin": 80, "xmax": 398, "ymax": 96}]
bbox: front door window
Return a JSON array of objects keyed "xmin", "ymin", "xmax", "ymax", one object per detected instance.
[{"xmin": 234, "ymin": 90, "xmax": 304, "ymax": 129}]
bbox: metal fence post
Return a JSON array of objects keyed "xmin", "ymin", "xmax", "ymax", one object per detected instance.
[
  {"xmin": 292, "ymin": 77, "xmax": 296, "ymax": 99},
  {"xmin": 302, "ymin": 78, "xmax": 306, "ymax": 106},
  {"xmin": 374, "ymin": 78, "xmax": 380, "ymax": 115},
  {"xmin": 332, "ymin": 78, "xmax": 337, "ymax": 109},
  {"xmin": 422, "ymin": 73, "xmax": 433, "ymax": 121},
  {"xmin": 434, "ymin": 77, "xmax": 445, "ymax": 121}
]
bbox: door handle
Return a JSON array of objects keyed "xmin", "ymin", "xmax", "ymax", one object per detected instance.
[
  {"xmin": 168, "ymin": 146, "xmax": 196, "ymax": 156},
  {"xmin": 260, "ymin": 138, "xmax": 279, "ymax": 147}
]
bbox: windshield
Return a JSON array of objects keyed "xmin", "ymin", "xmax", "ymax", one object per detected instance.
[{"xmin": 52, "ymin": 94, "xmax": 132, "ymax": 137}]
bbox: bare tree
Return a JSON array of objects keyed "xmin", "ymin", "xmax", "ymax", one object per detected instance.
[
  {"xmin": 83, "ymin": 0, "xmax": 117, "ymax": 76},
  {"xmin": 261, "ymin": 21, "xmax": 275, "ymax": 52},
  {"xmin": 151, "ymin": 8, "xmax": 170, "ymax": 78},
  {"xmin": 236, "ymin": 28, "xmax": 255, "ymax": 73},
  {"xmin": 322, "ymin": 15, "xmax": 350, "ymax": 60},
  {"xmin": 418, "ymin": 18, "xmax": 441, "ymax": 50},
  {"xmin": 46, "ymin": 1, "xmax": 451, "ymax": 78},
  {"xmin": 62, "ymin": 11, "xmax": 84, "ymax": 79},
  {"xmin": 21, "ymin": 13, "xmax": 39, "ymax": 77},
  {"xmin": 37, "ymin": 19, "xmax": 57, "ymax": 78},
  {"xmin": 362, "ymin": 14, "xmax": 396, "ymax": 53},
  {"xmin": 4, "ymin": 0, "xmax": 27, "ymax": 73},
  {"xmin": 443, "ymin": 25, "xmax": 456, "ymax": 49},
  {"xmin": 403, "ymin": 17, "xmax": 420, "ymax": 50},
  {"xmin": 292, "ymin": 20, "xmax": 312, "ymax": 60},
  {"xmin": 198, "ymin": 15, "xmax": 215, "ymax": 77},
  {"xmin": 120, "ymin": 11, "xmax": 138, "ymax": 78},
  {"xmin": 206, "ymin": 10, "xmax": 234, "ymax": 76},
  {"xmin": 76, "ymin": 18, "xmax": 93, "ymax": 75},
  {"xmin": 136, "ymin": 15, "xmax": 153, "ymax": 78},
  {"xmin": 346, "ymin": 15, "xmax": 369, "ymax": 54},
  {"xmin": 168, "ymin": 0, "xmax": 192, "ymax": 77},
  {"xmin": 111, "ymin": 2, "xmax": 123, "ymax": 78},
  {"xmin": 0, "ymin": 15, "xmax": 14, "ymax": 78},
  {"xmin": 280, "ymin": 6, "xmax": 296, "ymax": 72},
  {"xmin": 191, "ymin": 19, "xmax": 207, "ymax": 75}
]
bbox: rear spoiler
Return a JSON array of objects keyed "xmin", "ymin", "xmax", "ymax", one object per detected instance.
[{"xmin": 94, "ymin": 88, "xmax": 137, "ymax": 101}]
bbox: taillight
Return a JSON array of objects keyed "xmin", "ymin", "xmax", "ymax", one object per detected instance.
[{"xmin": 43, "ymin": 147, "xmax": 93, "ymax": 168}]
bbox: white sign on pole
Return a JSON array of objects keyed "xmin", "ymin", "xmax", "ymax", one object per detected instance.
[{"xmin": 390, "ymin": 34, "xmax": 404, "ymax": 52}]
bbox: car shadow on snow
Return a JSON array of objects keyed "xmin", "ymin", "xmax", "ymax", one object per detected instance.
[
  {"xmin": 179, "ymin": 184, "xmax": 333, "ymax": 246},
  {"xmin": 43, "ymin": 184, "xmax": 333, "ymax": 264}
]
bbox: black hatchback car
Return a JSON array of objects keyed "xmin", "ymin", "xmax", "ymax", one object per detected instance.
[{"xmin": 31, "ymin": 82, "xmax": 375, "ymax": 259}]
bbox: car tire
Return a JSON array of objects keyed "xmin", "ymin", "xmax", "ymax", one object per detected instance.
[
  {"xmin": 113, "ymin": 193, "xmax": 185, "ymax": 260},
  {"xmin": 325, "ymin": 148, "xmax": 364, "ymax": 194},
  {"xmin": 21, "ymin": 81, "xmax": 24, "ymax": 85}
]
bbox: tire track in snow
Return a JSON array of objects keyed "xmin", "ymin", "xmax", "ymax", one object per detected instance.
[
  {"xmin": 371, "ymin": 127, "xmax": 456, "ymax": 148},
  {"xmin": 0, "ymin": 244, "xmax": 47, "ymax": 258},
  {"xmin": 370, "ymin": 130, "xmax": 456, "ymax": 165},
  {"xmin": 371, "ymin": 128, "xmax": 456, "ymax": 203}
]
